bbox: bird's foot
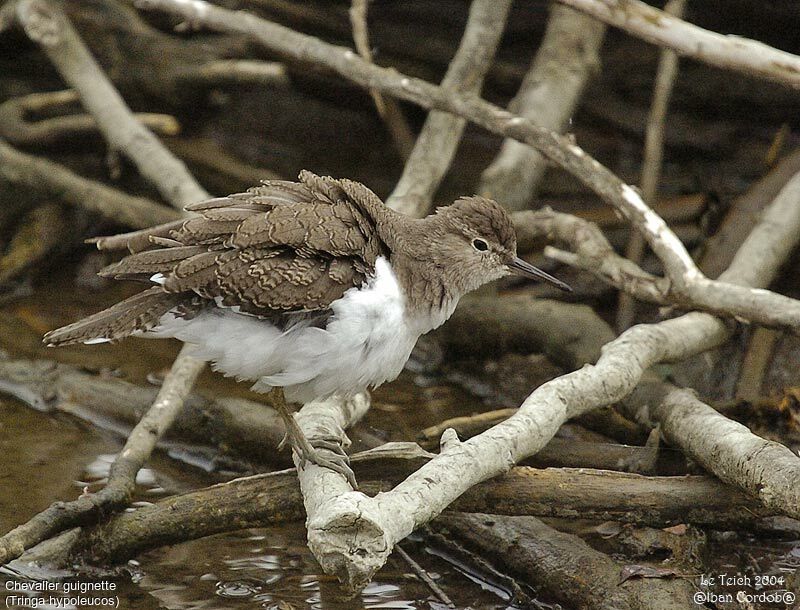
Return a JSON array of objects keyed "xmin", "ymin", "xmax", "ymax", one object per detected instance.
[
  {"xmin": 296, "ymin": 438, "xmax": 358, "ymax": 490},
  {"xmin": 282, "ymin": 425, "xmax": 357, "ymax": 488}
]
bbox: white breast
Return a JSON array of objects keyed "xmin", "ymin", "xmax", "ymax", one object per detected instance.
[{"xmin": 145, "ymin": 257, "xmax": 426, "ymax": 404}]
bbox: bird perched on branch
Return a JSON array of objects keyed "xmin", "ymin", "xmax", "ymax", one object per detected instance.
[{"xmin": 44, "ymin": 171, "xmax": 570, "ymax": 486}]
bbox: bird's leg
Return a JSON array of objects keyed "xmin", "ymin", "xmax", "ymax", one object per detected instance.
[{"xmin": 269, "ymin": 387, "xmax": 358, "ymax": 488}]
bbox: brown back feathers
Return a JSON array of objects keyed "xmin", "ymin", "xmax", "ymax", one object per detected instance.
[{"xmin": 44, "ymin": 172, "xmax": 390, "ymax": 346}]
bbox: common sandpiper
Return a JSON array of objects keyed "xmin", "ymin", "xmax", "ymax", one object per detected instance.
[{"xmin": 44, "ymin": 171, "xmax": 571, "ymax": 485}]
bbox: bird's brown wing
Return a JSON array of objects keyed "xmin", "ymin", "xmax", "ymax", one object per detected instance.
[{"xmin": 100, "ymin": 171, "xmax": 388, "ymax": 316}]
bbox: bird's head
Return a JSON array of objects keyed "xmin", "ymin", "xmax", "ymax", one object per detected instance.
[{"xmin": 429, "ymin": 196, "xmax": 572, "ymax": 295}]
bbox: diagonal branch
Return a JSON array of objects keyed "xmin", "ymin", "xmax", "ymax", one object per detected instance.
[
  {"xmin": 0, "ymin": 138, "xmax": 180, "ymax": 228},
  {"xmin": 15, "ymin": 0, "xmax": 209, "ymax": 208}
]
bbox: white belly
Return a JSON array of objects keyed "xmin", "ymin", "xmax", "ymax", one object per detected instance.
[{"xmin": 146, "ymin": 257, "xmax": 424, "ymax": 404}]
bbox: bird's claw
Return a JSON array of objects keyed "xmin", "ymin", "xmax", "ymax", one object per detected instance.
[{"xmin": 296, "ymin": 439, "xmax": 358, "ymax": 489}]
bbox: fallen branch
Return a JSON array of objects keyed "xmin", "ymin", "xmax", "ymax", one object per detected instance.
[
  {"xmin": 0, "ymin": 138, "xmax": 180, "ymax": 228},
  {"xmin": 479, "ymin": 4, "xmax": 606, "ymax": 211},
  {"xmin": 436, "ymin": 514, "xmax": 695, "ymax": 609},
  {"xmin": 24, "ymin": 460, "xmax": 782, "ymax": 568},
  {"xmin": 556, "ymin": 0, "xmax": 800, "ymax": 89},
  {"xmin": 16, "ymin": 0, "xmax": 209, "ymax": 208},
  {"xmin": 624, "ymin": 382, "xmax": 800, "ymax": 519},
  {"xmin": 0, "ymin": 344, "xmax": 204, "ymax": 565},
  {"xmin": 385, "ymin": 0, "xmax": 512, "ymax": 217},
  {"xmin": 137, "ymin": 0, "xmax": 800, "ymax": 332}
]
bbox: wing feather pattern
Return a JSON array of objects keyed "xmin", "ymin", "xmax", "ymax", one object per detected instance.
[{"xmin": 44, "ymin": 172, "xmax": 390, "ymax": 345}]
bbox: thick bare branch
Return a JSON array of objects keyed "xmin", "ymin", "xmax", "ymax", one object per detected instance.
[
  {"xmin": 556, "ymin": 0, "xmax": 800, "ymax": 89},
  {"xmin": 385, "ymin": 0, "xmax": 513, "ymax": 217},
  {"xmin": 479, "ymin": 5, "xmax": 606, "ymax": 211},
  {"xmin": 0, "ymin": 138, "xmax": 180, "ymax": 228},
  {"xmin": 622, "ymin": 382, "xmax": 800, "ymax": 518},
  {"xmin": 31, "ymin": 462, "xmax": 783, "ymax": 567}
]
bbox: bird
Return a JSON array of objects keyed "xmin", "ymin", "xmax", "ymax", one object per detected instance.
[{"xmin": 44, "ymin": 171, "xmax": 571, "ymax": 486}]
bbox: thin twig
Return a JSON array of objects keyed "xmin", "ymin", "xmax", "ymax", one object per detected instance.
[
  {"xmin": 16, "ymin": 0, "xmax": 209, "ymax": 208},
  {"xmin": 349, "ymin": 0, "xmax": 413, "ymax": 159},
  {"xmin": 618, "ymin": 0, "xmax": 686, "ymax": 332},
  {"xmin": 556, "ymin": 0, "xmax": 800, "ymax": 89},
  {"xmin": 0, "ymin": 344, "xmax": 204, "ymax": 566},
  {"xmin": 385, "ymin": 0, "xmax": 513, "ymax": 217},
  {"xmin": 395, "ymin": 545, "xmax": 454, "ymax": 608}
]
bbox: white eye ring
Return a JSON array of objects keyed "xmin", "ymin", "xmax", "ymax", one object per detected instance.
[{"xmin": 472, "ymin": 238, "xmax": 489, "ymax": 252}]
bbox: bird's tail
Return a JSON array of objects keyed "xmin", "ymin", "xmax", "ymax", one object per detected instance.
[{"xmin": 43, "ymin": 286, "xmax": 185, "ymax": 346}]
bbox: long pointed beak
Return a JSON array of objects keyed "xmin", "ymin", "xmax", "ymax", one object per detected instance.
[{"xmin": 507, "ymin": 257, "xmax": 572, "ymax": 292}]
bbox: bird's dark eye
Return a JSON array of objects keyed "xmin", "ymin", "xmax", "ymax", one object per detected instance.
[{"xmin": 472, "ymin": 238, "xmax": 489, "ymax": 252}]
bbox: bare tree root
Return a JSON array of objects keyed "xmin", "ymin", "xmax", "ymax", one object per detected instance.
[
  {"xmin": 622, "ymin": 381, "xmax": 800, "ymax": 520},
  {"xmin": 479, "ymin": 4, "xmax": 606, "ymax": 211}
]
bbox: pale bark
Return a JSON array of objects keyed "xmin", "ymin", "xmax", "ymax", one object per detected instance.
[
  {"xmin": 479, "ymin": 5, "xmax": 606, "ymax": 211},
  {"xmin": 385, "ymin": 0, "xmax": 513, "ymax": 217},
  {"xmin": 16, "ymin": 0, "xmax": 209, "ymax": 208},
  {"xmin": 557, "ymin": 0, "xmax": 800, "ymax": 89}
]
